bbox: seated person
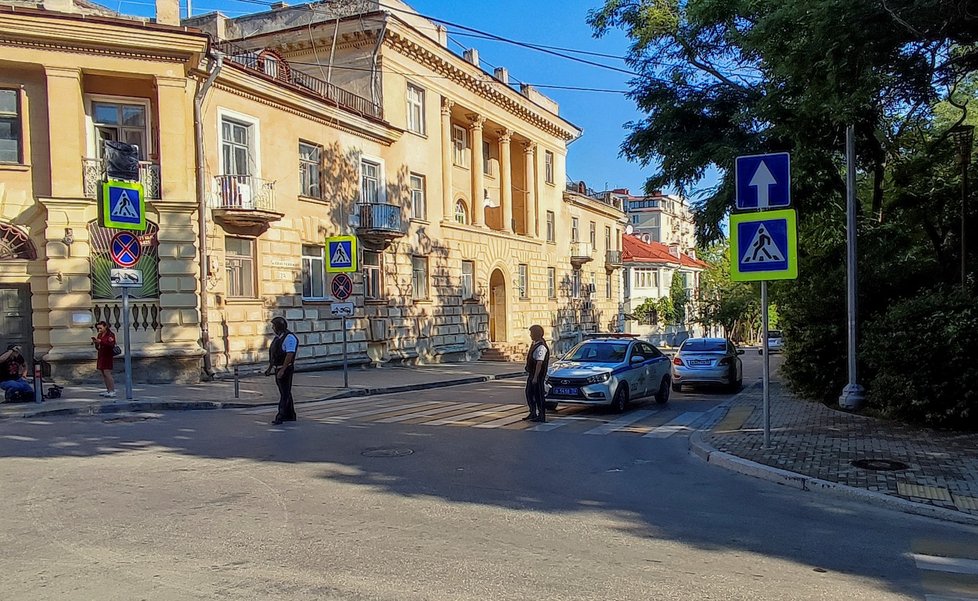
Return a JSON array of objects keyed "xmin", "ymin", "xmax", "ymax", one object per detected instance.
[{"xmin": 0, "ymin": 344, "xmax": 33, "ymax": 400}]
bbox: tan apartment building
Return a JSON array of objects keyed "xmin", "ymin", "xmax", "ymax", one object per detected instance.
[
  {"xmin": 0, "ymin": 0, "xmax": 624, "ymax": 381},
  {"xmin": 600, "ymin": 188, "xmax": 697, "ymax": 252}
]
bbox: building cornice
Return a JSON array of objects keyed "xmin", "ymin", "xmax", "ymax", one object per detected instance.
[{"xmin": 563, "ymin": 192, "xmax": 626, "ymax": 221}]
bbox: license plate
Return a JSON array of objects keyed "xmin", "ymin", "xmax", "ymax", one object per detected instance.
[
  {"xmin": 689, "ymin": 360, "xmax": 711, "ymax": 366},
  {"xmin": 553, "ymin": 387, "xmax": 578, "ymax": 396}
]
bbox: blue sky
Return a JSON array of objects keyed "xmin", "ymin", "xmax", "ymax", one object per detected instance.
[{"xmin": 116, "ymin": 0, "xmax": 674, "ymax": 196}]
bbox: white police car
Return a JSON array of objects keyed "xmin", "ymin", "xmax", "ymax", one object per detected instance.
[{"xmin": 545, "ymin": 335, "xmax": 672, "ymax": 412}]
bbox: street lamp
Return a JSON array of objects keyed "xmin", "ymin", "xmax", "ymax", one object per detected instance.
[{"xmin": 949, "ymin": 124, "xmax": 974, "ymax": 286}]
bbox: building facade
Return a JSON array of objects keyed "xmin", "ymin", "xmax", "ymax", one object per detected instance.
[{"xmin": 599, "ymin": 188, "xmax": 696, "ymax": 252}]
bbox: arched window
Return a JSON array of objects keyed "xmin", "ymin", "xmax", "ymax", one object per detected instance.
[
  {"xmin": 88, "ymin": 221, "xmax": 159, "ymax": 300},
  {"xmin": 454, "ymin": 199, "xmax": 468, "ymax": 225},
  {"xmin": 0, "ymin": 224, "xmax": 36, "ymax": 260}
]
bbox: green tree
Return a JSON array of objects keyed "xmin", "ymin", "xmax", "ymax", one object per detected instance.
[
  {"xmin": 696, "ymin": 243, "xmax": 758, "ymax": 340},
  {"xmin": 669, "ymin": 272, "xmax": 688, "ymax": 325}
]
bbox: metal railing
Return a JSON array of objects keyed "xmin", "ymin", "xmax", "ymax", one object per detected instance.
[
  {"xmin": 357, "ymin": 202, "xmax": 406, "ymax": 235},
  {"xmin": 212, "ymin": 175, "xmax": 276, "ymax": 212},
  {"xmin": 606, "ymin": 249, "xmax": 622, "ymax": 266},
  {"xmin": 570, "ymin": 241, "xmax": 594, "ymax": 261},
  {"xmin": 92, "ymin": 300, "xmax": 162, "ymax": 338},
  {"xmin": 83, "ymin": 158, "xmax": 161, "ymax": 200},
  {"xmin": 216, "ymin": 42, "xmax": 383, "ymax": 120}
]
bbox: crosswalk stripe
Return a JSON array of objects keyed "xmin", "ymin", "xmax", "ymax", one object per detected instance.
[
  {"xmin": 397, "ymin": 403, "xmax": 504, "ymax": 425},
  {"xmin": 474, "ymin": 411, "xmax": 535, "ymax": 429},
  {"xmin": 527, "ymin": 419, "xmax": 570, "ymax": 432},
  {"xmin": 914, "ymin": 554, "xmax": 978, "ymax": 576},
  {"xmin": 375, "ymin": 402, "xmax": 474, "ymax": 423},
  {"xmin": 583, "ymin": 410, "xmax": 658, "ymax": 435},
  {"xmin": 420, "ymin": 404, "xmax": 521, "ymax": 426},
  {"xmin": 644, "ymin": 411, "xmax": 707, "ymax": 438},
  {"xmin": 318, "ymin": 401, "xmax": 436, "ymax": 421},
  {"xmin": 356, "ymin": 402, "xmax": 455, "ymax": 422},
  {"xmin": 300, "ymin": 398, "xmax": 408, "ymax": 420}
]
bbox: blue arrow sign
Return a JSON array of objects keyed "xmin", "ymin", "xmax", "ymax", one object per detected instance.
[{"xmin": 735, "ymin": 153, "xmax": 791, "ymax": 209}]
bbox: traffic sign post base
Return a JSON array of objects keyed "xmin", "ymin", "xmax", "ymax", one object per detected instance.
[{"xmin": 839, "ymin": 383, "xmax": 865, "ymax": 410}]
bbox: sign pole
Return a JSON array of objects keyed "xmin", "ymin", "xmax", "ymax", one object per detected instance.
[
  {"xmin": 342, "ymin": 320, "xmax": 349, "ymax": 388},
  {"xmin": 761, "ymin": 280, "xmax": 771, "ymax": 448},
  {"xmin": 839, "ymin": 125, "xmax": 865, "ymax": 410},
  {"xmin": 122, "ymin": 286, "xmax": 134, "ymax": 401}
]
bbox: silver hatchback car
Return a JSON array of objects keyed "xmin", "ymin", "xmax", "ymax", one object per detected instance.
[{"xmin": 671, "ymin": 337, "xmax": 744, "ymax": 392}]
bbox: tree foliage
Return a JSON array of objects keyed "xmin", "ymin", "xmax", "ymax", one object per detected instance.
[{"xmin": 695, "ymin": 243, "xmax": 759, "ymax": 340}]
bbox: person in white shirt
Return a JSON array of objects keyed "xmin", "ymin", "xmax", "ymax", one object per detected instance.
[
  {"xmin": 266, "ymin": 316, "xmax": 299, "ymax": 425},
  {"xmin": 523, "ymin": 325, "xmax": 551, "ymax": 423}
]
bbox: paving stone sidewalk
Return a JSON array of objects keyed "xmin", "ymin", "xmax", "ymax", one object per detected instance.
[
  {"xmin": 0, "ymin": 361, "xmax": 525, "ymax": 419},
  {"xmin": 692, "ymin": 380, "xmax": 978, "ymax": 523}
]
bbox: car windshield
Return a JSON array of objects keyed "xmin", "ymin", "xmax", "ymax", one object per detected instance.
[
  {"xmin": 564, "ymin": 342, "xmax": 629, "ymax": 363},
  {"xmin": 681, "ymin": 339, "xmax": 727, "ymax": 352},
  {"xmin": 768, "ymin": 330, "xmax": 783, "ymax": 338}
]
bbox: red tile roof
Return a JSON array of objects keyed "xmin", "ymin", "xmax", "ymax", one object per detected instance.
[{"xmin": 621, "ymin": 235, "xmax": 707, "ymax": 270}]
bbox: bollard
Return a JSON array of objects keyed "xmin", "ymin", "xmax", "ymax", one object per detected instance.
[
  {"xmin": 234, "ymin": 365, "xmax": 240, "ymax": 399},
  {"xmin": 33, "ymin": 363, "xmax": 42, "ymax": 404}
]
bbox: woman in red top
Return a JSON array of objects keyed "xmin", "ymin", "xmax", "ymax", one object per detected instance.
[{"xmin": 92, "ymin": 320, "xmax": 116, "ymax": 398}]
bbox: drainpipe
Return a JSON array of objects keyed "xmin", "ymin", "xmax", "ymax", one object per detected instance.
[{"xmin": 194, "ymin": 50, "xmax": 223, "ymax": 378}]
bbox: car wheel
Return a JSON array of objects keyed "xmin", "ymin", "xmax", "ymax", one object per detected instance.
[
  {"xmin": 611, "ymin": 385, "xmax": 628, "ymax": 413},
  {"xmin": 671, "ymin": 382, "xmax": 682, "ymax": 393},
  {"xmin": 544, "ymin": 401, "xmax": 558, "ymax": 411},
  {"xmin": 655, "ymin": 376, "xmax": 671, "ymax": 404}
]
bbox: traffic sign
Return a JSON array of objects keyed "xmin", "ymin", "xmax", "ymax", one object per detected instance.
[
  {"xmin": 330, "ymin": 302, "xmax": 354, "ymax": 317},
  {"xmin": 110, "ymin": 268, "xmax": 143, "ymax": 288},
  {"xmin": 330, "ymin": 273, "xmax": 353, "ymax": 300},
  {"xmin": 326, "ymin": 235, "xmax": 357, "ymax": 272},
  {"xmin": 735, "ymin": 153, "xmax": 791, "ymax": 210},
  {"xmin": 109, "ymin": 232, "xmax": 142, "ymax": 268},
  {"xmin": 730, "ymin": 209, "xmax": 798, "ymax": 281},
  {"xmin": 100, "ymin": 180, "xmax": 146, "ymax": 231}
]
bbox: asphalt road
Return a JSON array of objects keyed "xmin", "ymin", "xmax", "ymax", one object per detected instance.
[{"xmin": 1, "ymin": 353, "xmax": 975, "ymax": 601}]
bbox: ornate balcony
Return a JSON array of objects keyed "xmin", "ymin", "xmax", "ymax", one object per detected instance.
[
  {"xmin": 570, "ymin": 241, "xmax": 594, "ymax": 266},
  {"xmin": 211, "ymin": 175, "xmax": 282, "ymax": 228},
  {"xmin": 605, "ymin": 249, "xmax": 622, "ymax": 269},
  {"xmin": 355, "ymin": 202, "xmax": 407, "ymax": 248},
  {"xmin": 83, "ymin": 158, "xmax": 161, "ymax": 200}
]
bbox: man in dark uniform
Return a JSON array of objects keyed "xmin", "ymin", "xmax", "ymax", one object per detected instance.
[
  {"xmin": 265, "ymin": 316, "xmax": 299, "ymax": 425},
  {"xmin": 523, "ymin": 324, "xmax": 550, "ymax": 423}
]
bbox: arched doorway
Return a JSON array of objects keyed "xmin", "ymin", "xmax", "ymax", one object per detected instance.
[{"xmin": 488, "ymin": 268, "xmax": 507, "ymax": 343}]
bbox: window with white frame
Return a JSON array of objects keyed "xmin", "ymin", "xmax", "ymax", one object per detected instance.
[
  {"xmin": 412, "ymin": 256, "xmax": 429, "ymax": 300},
  {"xmin": 634, "ymin": 268, "xmax": 658, "ymax": 289},
  {"xmin": 605, "ymin": 226, "xmax": 611, "ymax": 251},
  {"xmin": 544, "ymin": 150, "xmax": 554, "ymax": 184},
  {"xmin": 410, "ymin": 173, "xmax": 426, "ymax": 220},
  {"xmin": 0, "ymin": 89, "xmax": 22, "ymax": 164},
  {"xmin": 590, "ymin": 271, "xmax": 596, "ymax": 295},
  {"xmin": 92, "ymin": 99, "xmax": 149, "ymax": 159},
  {"xmin": 360, "ymin": 157, "xmax": 382, "ymax": 204},
  {"xmin": 452, "ymin": 124, "xmax": 468, "ymax": 167},
  {"xmin": 220, "ymin": 117, "xmax": 253, "ymax": 176},
  {"xmin": 363, "ymin": 250, "xmax": 383, "ymax": 300},
  {"xmin": 406, "ymin": 83, "xmax": 426, "ymax": 135},
  {"xmin": 572, "ymin": 269, "xmax": 581, "ymax": 298},
  {"xmin": 547, "ymin": 267, "xmax": 556, "ymax": 299},
  {"xmin": 461, "ymin": 260, "xmax": 474, "ymax": 300},
  {"xmin": 589, "ymin": 222, "xmax": 596, "ymax": 247},
  {"xmin": 546, "ymin": 211, "xmax": 555, "ymax": 243},
  {"xmin": 301, "ymin": 245, "xmax": 326, "ymax": 300},
  {"xmin": 455, "ymin": 199, "xmax": 468, "ymax": 224},
  {"xmin": 606, "ymin": 273, "xmax": 612, "ymax": 298},
  {"xmin": 518, "ymin": 264, "xmax": 528, "ymax": 299},
  {"xmin": 571, "ymin": 217, "xmax": 579, "ymax": 242},
  {"xmin": 299, "ymin": 142, "xmax": 322, "ymax": 198},
  {"xmin": 225, "ymin": 237, "xmax": 256, "ymax": 298}
]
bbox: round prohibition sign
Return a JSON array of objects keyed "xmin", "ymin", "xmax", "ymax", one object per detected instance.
[
  {"xmin": 109, "ymin": 232, "xmax": 142, "ymax": 268},
  {"xmin": 331, "ymin": 273, "xmax": 353, "ymax": 300}
]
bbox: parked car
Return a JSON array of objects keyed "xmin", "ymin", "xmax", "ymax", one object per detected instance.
[
  {"xmin": 671, "ymin": 337, "xmax": 744, "ymax": 392},
  {"xmin": 758, "ymin": 330, "xmax": 784, "ymax": 355},
  {"xmin": 546, "ymin": 336, "xmax": 672, "ymax": 412}
]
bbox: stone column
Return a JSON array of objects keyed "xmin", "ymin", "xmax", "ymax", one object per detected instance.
[
  {"xmin": 44, "ymin": 66, "xmax": 85, "ymax": 198},
  {"xmin": 155, "ymin": 76, "xmax": 194, "ymax": 200},
  {"xmin": 498, "ymin": 129, "xmax": 513, "ymax": 234},
  {"xmin": 440, "ymin": 97, "xmax": 454, "ymax": 223},
  {"xmin": 523, "ymin": 142, "xmax": 537, "ymax": 238},
  {"xmin": 468, "ymin": 114, "xmax": 485, "ymax": 227}
]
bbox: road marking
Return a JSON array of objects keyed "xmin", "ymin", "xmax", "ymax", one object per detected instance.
[
  {"xmin": 583, "ymin": 410, "xmax": 658, "ymax": 436},
  {"xmin": 914, "ymin": 554, "xmax": 978, "ymax": 576},
  {"xmin": 643, "ymin": 411, "xmax": 705, "ymax": 438},
  {"xmin": 424, "ymin": 405, "xmax": 524, "ymax": 426},
  {"xmin": 375, "ymin": 402, "xmax": 475, "ymax": 423},
  {"xmin": 924, "ymin": 595, "xmax": 978, "ymax": 601}
]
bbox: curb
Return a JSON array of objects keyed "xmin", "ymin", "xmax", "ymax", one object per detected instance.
[
  {"xmin": 3, "ymin": 371, "xmax": 527, "ymax": 419},
  {"xmin": 688, "ymin": 430, "xmax": 978, "ymax": 527}
]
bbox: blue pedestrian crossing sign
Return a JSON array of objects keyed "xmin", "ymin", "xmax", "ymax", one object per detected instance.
[
  {"xmin": 326, "ymin": 235, "xmax": 357, "ymax": 273},
  {"xmin": 100, "ymin": 180, "xmax": 146, "ymax": 231},
  {"xmin": 735, "ymin": 152, "xmax": 791, "ymax": 210},
  {"xmin": 730, "ymin": 209, "xmax": 798, "ymax": 281}
]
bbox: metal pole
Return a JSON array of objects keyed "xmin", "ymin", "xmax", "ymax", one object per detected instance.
[
  {"xmin": 761, "ymin": 280, "xmax": 771, "ymax": 448},
  {"xmin": 963, "ymin": 151, "xmax": 969, "ymax": 286},
  {"xmin": 122, "ymin": 286, "xmax": 134, "ymax": 401},
  {"xmin": 33, "ymin": 363, "xmax": 43, "ymax": 404},
  {"xmin": 234, "ymin": 365, "xmax": 240, "ymax": 399},
  {"xmin": 839, "ymin": 124, "xmax": 865, "ymax": 409},
  {"xmin": 342, "ymin": 319, "xmax": 349, "ymax": 388}
]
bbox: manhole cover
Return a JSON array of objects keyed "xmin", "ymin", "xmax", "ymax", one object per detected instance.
[
  {"xmin": 361, "ymin": 447, "xmax": 414, "ymax": 458},
  {"xmin": 851, "ymin": 459, "xmax": 910, "ymax": 471}
]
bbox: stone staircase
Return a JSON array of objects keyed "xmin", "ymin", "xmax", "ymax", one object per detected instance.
[{"xmin": 480, "ymin": 343, "xmax": 525, "ymax": 362}]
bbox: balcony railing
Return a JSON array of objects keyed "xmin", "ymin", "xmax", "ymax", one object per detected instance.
[
  {"xmin": 212, "ymin": 175, "xmax": 276, "ymax": 212},
  {"xmin": 606, "ymin": 249, "xmax": 622, "ymax": 267},
  {"xmin": 357, "ymin": 202, "xmax": 406, "ymax": 236},
  {"xmin": 570, "ymin": 241, "xmax": 594, "ymax": 264},
  {"xmin": 83, "ymin": 158, "xmax": 161, "ymax": 200}
]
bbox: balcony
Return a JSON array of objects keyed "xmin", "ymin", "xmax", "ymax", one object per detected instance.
[
  {"xmin": 355, "ymin": 202, "xmax": 407, "ymax": 248},
  {"xmin": 570, "ymin": 241, "xmax": 594, "ymax": 265},
  {"xmin": 211, "ymin": 175, "xmax": 282, "ymax": 228},
  {"xmin": 605, "ymin": 249, "xmax": 622, "ymax": 269},
  {"xmin": 83, "ymin": 158, "xmax": 161, "ymax": 200}
]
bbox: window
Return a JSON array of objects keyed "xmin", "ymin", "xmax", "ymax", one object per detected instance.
[
  {"xmin": 360, "ymin": 157, "xmax": 382, "ymax": 203},
  {"xmin": 455, "ymin": 199, "xmax": 469, "ymax": 224},
  {"xmin": 518, "ymin": 264, "xmax": 528, "ymax": 299},
  {"xmin": 544, "ymin": 150, "xmax": 554, "ymax": 184},
  {"xmin": 412, "ymin": 256, "xmax": 429, "ymax": 300},
  {"xmin": 410, "ymin": 173, "xmax": 426, "ymax": 220},
  {"xmin": 221, "ymin": 117, "xmax": 252, "ymax": 175},
  {"xmin": 606, "ymin": 273, "xmax": 612, "ymax": 298},
  {"xmin": 406, "ymin": 83, "xmax": 426, "ymax": 135},
  {"xmin": 299, "ymin": 142, "xmax": 322, "ymax": 198},
  {"xmin": 634, "ymin": 268, "xmax": 659, "ymax": 289},
  {"xmin": 483, "ymin": 140, "xmax": 493, "ymax": 175},
  {"xmin": 589, "ymin": 222, "xmax": 596, "ymax": 247},
  {"xmin": 225, "ymin": 237, "xmax": 256, "ymax": 298},
  {"xmin": 571, "ymin": 217, "xmax": 579, "ymax": 242},
  {"xmin": 547, "ymin": 267, "xmax": 556, "ymax": 299},
  {"xmin": 461, "ymin": 260, "xmax": 474, "ymax": 300},
  {"xmin": 301, "ymin": 245, "xmax": 326, "ymax": 300},
  {"xmin": 0, "ymin": 89, "xmax": 22, "ymax": 164},
  {"xmin": 605, "ymin": 226, "xmax": 611, "ymax": 251},
  {"xmin": 546, "ymin": 211, "xmax": 555, "ymax": 243},
  {"xmin": 452, "ymin": 124, "xmax": 468, "ymax": 167},
  {"xmin": 571, "ymin": 269, "xmax": 581, "ymax": 298},
  {"xmin": 93, "ymin": 100, "xmax": 148, "ymax": 159},
  {"xmin": 631, "ymin": 215, "xmax": 639, "ymax": 224},
  {"xmin": 363, "ymin": 251, "xmax": 383, "ymax": 300},
  {"xmin": 590, "ymin": 271, "xmax": 596, "ymax": 296}
]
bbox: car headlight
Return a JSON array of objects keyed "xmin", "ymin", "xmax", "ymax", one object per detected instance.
[{"xmin": 586, "ymin": 372, "xmax": 611, "ymax": 384}]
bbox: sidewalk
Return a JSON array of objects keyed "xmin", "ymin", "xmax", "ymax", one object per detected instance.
[
  {"xmin": 690, "ymin": 380, "xmax": 978, "ymax": 525},
  {"xmin": 0, "ymin": 361, "xmax": 525, "ymax": 420}
]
